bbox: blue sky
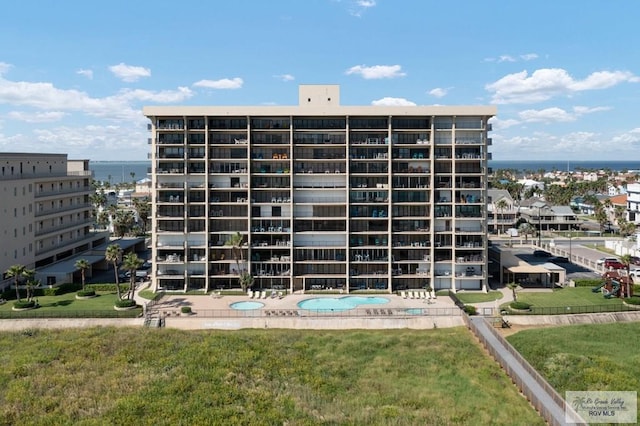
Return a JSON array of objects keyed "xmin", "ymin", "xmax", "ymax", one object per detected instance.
[{"xmin": 0, "ymin": 0, "xmax": 639, "ymax": 161}]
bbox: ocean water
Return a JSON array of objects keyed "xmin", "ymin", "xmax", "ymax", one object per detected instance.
[
  {"xmin": 91, "ymin": 161, "xmax": 150, "ymax": 184},
  {"xmin": 90, "ymin": 160, "xmax": 638, "ymax": 184},
  {"xmin": 490, "ymin": 160, "xmax": 640, "ymax": 173}
]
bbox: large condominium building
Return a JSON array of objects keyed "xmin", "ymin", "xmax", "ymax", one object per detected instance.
[
  {"xmin": 0, "ymin": 153, "xmax": 107, "ymax": 288},
  {"xmin": 144, "ymin": 85, "xmax": 496, "ymax": 294}
]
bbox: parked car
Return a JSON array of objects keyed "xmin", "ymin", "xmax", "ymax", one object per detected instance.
[
  {"xmin": 604, "ymin": 260, "xmax": 625, "ymax": 270},
  {"xmin": 629, "ymin": 268, "xmax": 640, "ymax": 278},
  {"xmin": 119, "ymin": 270, "xmax": 148, "ymax": 281},
  {"xmin": 533, "ymin": 250, "xmax": 552, "ymax": 257},
  {"xmin": 549, "ymin": 256, "xmax": 570, "ymax": 264},
  {"xmin": 596, "ymin": 257, "xmax": 619, "ymax": 265}
]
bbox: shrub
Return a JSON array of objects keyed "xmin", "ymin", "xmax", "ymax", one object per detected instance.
[
  {"xmin": 573, "ymin": 279, "xmax": 603, "ymax": 287},
  {"xmin": 510, "ymin": 301, "xmax": 532, "ymax": 310},
  {"xmin": 114, "ymin": 299, "xmax": 137, "ymax": 308},
  {"xmin": 463, "ymin": 305, "xmax": 477, "ymax": 315},
  {"xmin": 624, "ymin": 296, "xmax": 640, "ymax": 305},
  {"xmin": 180, "ymin": 306, "xmax": 192, "ymax": 314},
  {"xmin": 14, "ymin": 300, "xmax": 36, "ymax": 309},
  {"xmin": 77, "ymin": 289, "xmax": 96, "ymax": 297},
  {"xmin": 88, "ymin": 284, "xmax": 131, "ymax": 293}
]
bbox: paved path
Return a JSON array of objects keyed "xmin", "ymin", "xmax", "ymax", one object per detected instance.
[{"xmin": 469, "ymin": 316, "xmax": 585, "ymax": 425}]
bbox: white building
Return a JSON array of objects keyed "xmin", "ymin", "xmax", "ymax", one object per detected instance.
[{"xmin": 144, "ymin": 85, "xmax": 496, "ymax": 293}]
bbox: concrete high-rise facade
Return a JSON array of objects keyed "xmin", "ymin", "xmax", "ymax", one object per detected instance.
[
  {"xmin": 0, "ymin": 153, "xmax": 107, "ymax": 288},
  {"xmin": 144, "ymin": 85, "xmax": 495, "ymax": 293}
]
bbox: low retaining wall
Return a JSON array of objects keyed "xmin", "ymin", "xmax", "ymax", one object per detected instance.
[
  {"xmin": 0, "ymin": 318, "xmax": 144, "ymax": 331},
  {"xmin": 506, "ymin": 310, "xmax": 640, "ymax": 326},
  {"xmin": 163, "ymin": 315, "xmax": 465, "ymax": 330}
]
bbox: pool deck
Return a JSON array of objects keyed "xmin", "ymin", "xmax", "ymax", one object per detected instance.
[{"xmin": 146, "ymin": 292, "xmax": 465, "ymax": 330}]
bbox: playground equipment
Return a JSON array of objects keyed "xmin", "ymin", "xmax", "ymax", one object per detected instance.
[{"xmin": 597, "ymin": 271, "xmax": 634, "ymax": 299}]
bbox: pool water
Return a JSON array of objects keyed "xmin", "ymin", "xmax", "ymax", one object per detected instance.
[
  {"xmin": 298, "ymin": 296, "xmax": 389, "ymax": 312},
  {"xmin": 230, "ymin": 301, "xmax": 265, "ymax": 310}
]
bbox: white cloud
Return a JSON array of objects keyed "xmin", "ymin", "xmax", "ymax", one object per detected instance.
[
  {"xmin": 115, "ymin": 87, "xmax": 193, "ymax": 103},
  {"xmin": 612, "ymin": 127, "xmax": 640, "ymax": 147},
  {"xmin": 346, "ymin": 64, "xmax": 406, "ymax": 79},
  {"xmin": 519, "ymin": 107, "xmax": 576, "ymax": 123},
  {"xmin": 490, "ymin": 117, "xmax": 520, "ymax": 130},
  {"xmin": 193, "ymin": 77, "xmax": 243, "ymax": 89},
  {"xmin": 0, "ymin": 62, "xmax": 12, "ymax": 76},
  {"xmin": 371, "ymin": 97, "xmax": 416, "ymax": 106},
  {"xmin": 349, "ymin": 0, "xmax": 376, "ymax": 17},
  {"xmin": 486, "ymin": 68, "xmax": 640, "ymax": 104},
  {"xmin": 520, "ymin": 53, "xmax": 538, "ymax": 61},
  {"xmin": 7, "ymin": 111, "xmax": 67, "ymax": 123},
  {"xmin": 572, "ymin": 105, "xmax": 611, "ymax": 114},
  {"xmin": 428, "ymin": 87, "xmax": 448, "ymax": 98},
  {"xmin": 498, "ymin": 55, "xmax": 516, "ymax": 63},
  {"xmin": 0, "ymin": 75, "xmax": 192, "ymax": 121},
  {"xmin": 274, "ymin": 74, "xmax": 295, "ymax": 82},
  {"xmin": 77, "ymin": 69, "xmax": 93, "ymax": 79},
  {"xmin": 108, "ymin": 63, "xmax": 151, "ymax": 82}
]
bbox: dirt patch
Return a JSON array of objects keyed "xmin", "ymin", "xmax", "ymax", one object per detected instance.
[{"xmin": 497, "ymin": 323, "xmax": 556, "ymax": 337}]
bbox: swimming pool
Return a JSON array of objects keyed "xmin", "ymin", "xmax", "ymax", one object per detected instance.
[
  {"xmin": 230, "ymin": 301, "xmax": 265, "ymax": 310},
  {"xmin": 297, "ymin": 296, "xmax": 389, "ymax": 312}
]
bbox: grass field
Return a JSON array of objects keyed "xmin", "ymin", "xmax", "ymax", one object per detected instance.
[
  {"xmin": 0, "ymin": 291, "xmax": 142, "ymax": 318},
  {"xmin": 455, "ymin": 291, "xmax": 503, "ymax": 304},
  {"xmin": 516, "ymin": 287, "xmax": 624, "ymax": 308},
  {"xmin": 507, "ymin": 322, "xmax": 640, "ymax": 423},
  {"xmin": 0, "ymin": 327, "xmax": 545, "ymax": 425}
]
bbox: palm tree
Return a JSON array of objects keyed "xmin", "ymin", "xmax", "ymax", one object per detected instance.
[
  {"xmin": 121, "ymin": 252, "xmax": 144, "ymax": 300},
  {"xmin": 225, "ymin": 232, "xmax": 245, "ymax": 288},
  {"xmin": 518, "ymin": 222, "xmax": 536, "ymax": 243},
  {"xmin": 5, "ymin": 264, "xmax": 27, "ymax": 301},
  {"xmin": 507, "ymin": 283, "xmax": 519, "ymax": 302},
  {"xmin": 239, "ymin": 271, "xmax": 255, "ymax": 294},
  {"xmin": 495, "ymin": 199, "xmax": 509, "ymax": 234},
  {"xmin": 105, "ymin": 244, "xmax": 123, "ymax": 299},
  {"xmin": 22, "ymin": 269, "xmax": 39, "ymax": 303},
  {"xmin": 132, "ymin": 197, "xmax": 151, "ymax": 234},
  {"xmin": 75, "ymin": 259, "xmax": 91, "ymax": 291}
]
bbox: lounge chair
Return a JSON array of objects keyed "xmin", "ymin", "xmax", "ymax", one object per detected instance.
[
  {"xmin": 431, "ymin": 291, "xmax": 437, "ymax": 300},
  {"xmin": 248, "ymin": 290, "xmax": 253, "ymax": 299},
  {"xmin": 262, "ymin": 291, "xmax": 267, "ymax": 299},
  {"xmin": 401, "ymin": 290, "xmax": 407, "ymax": 299},
  {"xmin": 421, "ymin": 291, "xmax": 427, "ymax": 300}
]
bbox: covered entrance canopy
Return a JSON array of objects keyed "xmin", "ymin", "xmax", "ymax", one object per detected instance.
[{"xmin": 503, "ymin": 262, "xmax": 563, "ymax": 288}]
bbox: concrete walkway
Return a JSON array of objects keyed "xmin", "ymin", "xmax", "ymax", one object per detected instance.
[{"xmin": 469, "ymin": 316, "xmax": 585, "ymax": 425}]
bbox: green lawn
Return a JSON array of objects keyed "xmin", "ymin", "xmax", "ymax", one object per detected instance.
[
  {"xmin": 456, "ymin": 290, "xmax": 503, "ymax": 304},
  {"xmin": 517, "ymin": 287, "xmax": 624, "ymax": 308},
  {"xmin": 507, "ymin": 322, "xmax": 640, "ymax": 423},
  {"xmin": 0, "ymin": 327, "xmax": 545, "ymax": 425},
  {"xmin": 0, "ymin": 291, "xmax": 141, "ymax": 318}
]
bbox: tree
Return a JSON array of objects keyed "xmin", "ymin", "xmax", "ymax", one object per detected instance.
[
  {"xmin": 132, "ymin": 197, "xmax": 151, "ymax": 234},
  {"xmin": 518, "ymin": 222, "xmax": 536, "ymax": 243},
  {"xmin": 113, "ymin": 210, "xmax": 135, "ymax": 237},
  {"xmin": 239, "ymin": 272, "xmax": 255, "ymax": 294},
  {"xmin": 5, "ymin": 264, "xmax": 27, "ymax": 301},
  {"xmin": 495, "ymin": 199, "xmax": 509, "ymax": 234},
  {"xmin": 130, "ymin": 172, "xmax": 136, "ymax": 187},
  {"xmin": 75, "ymin": 258, "xmax": 91, "ymax": 291},
  {"xmin": 225, "ymin": 232, "xmax": 246, "ymax": 288},
  {"xmin": 122, "ymin": 252, "xmax": 144, "ymax": 300},
  {"xmin": 22, "ymin": 269, "xmax": 39, "ymax": 303},
  {"xmin": 105, "ymin": 244, "xmax": 123, "ymax": 299},
  {"xmin": 507, "ymin": 283, "xmax": 519, "ymax": 302}
]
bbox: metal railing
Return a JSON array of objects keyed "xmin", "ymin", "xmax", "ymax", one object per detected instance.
[
  {"xmin": 464, "ymin": 315, "xmax": 585, "ymax": 425},
  {"xmin": 152, "ymin": 306, "xmax": 461, "ymax": 318}
]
